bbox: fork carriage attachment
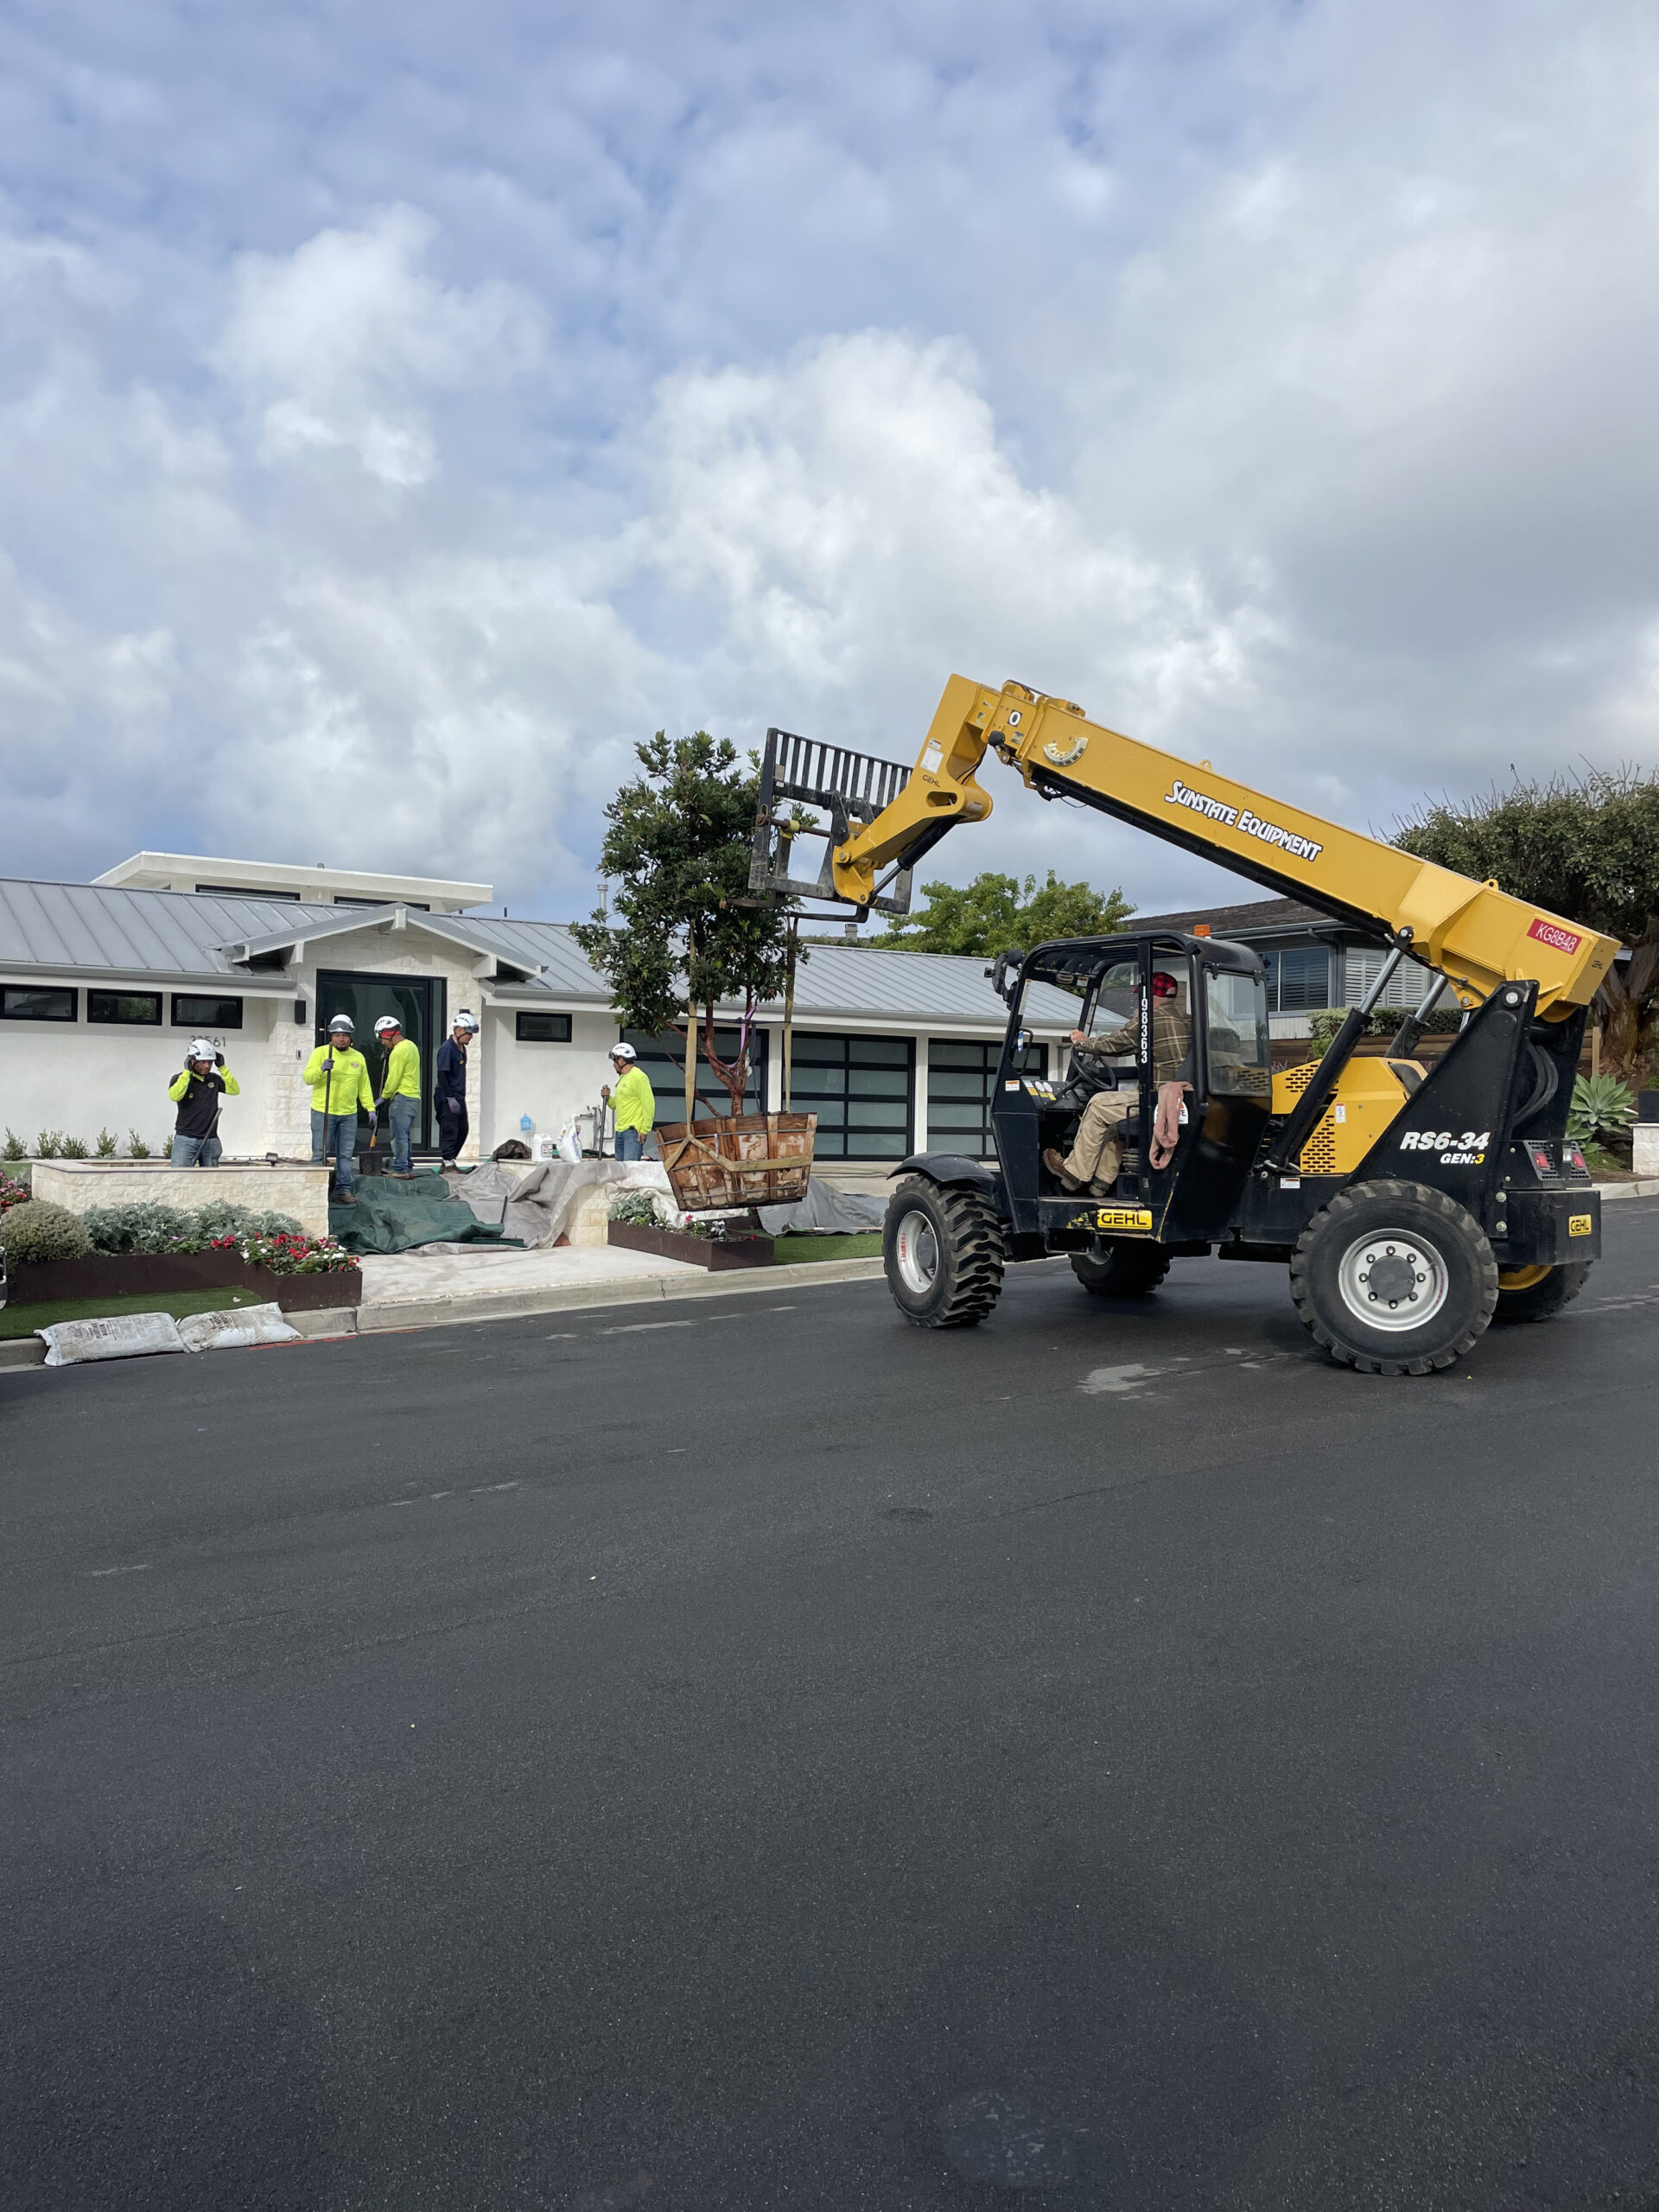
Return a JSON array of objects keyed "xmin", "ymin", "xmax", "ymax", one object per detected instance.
[{"xmin": 748, "ymin": 727, "xmax": 951, "ymax": 919}]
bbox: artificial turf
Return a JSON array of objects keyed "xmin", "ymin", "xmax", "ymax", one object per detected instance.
[{"xmin": 0, "ymin": 1286, "xmax": 262, "ymax": 1339}]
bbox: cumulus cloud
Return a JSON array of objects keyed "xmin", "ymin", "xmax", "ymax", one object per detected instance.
[{"xmin": 0, "ymin": 0, "xmax": 1656, "ymax": 920}]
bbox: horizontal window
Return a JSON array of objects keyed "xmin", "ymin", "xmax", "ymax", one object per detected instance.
[
  {"xmin": 88, "ymin": 990, "xmax": 162, "ymax": 1026},
  {"xmin": 516, "ymin": 1011, "xmax": 573, "ymax": 1043},
  {"xmin": 172, "ymin": 994, "xmax": 243, "ymax": 1030},
  {"xmin": 1, "ymin": 986, "xmax": 75, "ymax": 1022},
  {"xmin": 196, "ymin": 884, "xmax": 301, "ymax": 900}
]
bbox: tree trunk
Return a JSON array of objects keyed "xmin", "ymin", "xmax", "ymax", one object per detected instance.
[
  {"xmin": 701, "ymin": 1002, "xmax": 751, "ymax": 1118},
  {"xmin": 1597, "ymin": 912, "xmax": 1659, "ymax": 1088}
]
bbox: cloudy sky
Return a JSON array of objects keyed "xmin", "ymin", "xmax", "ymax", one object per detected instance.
[{"xmin": 3, "ymin": 0, "xmax": 1656, "ymax": 921}]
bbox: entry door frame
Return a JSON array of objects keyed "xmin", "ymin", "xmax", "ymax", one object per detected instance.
[{"xmin": 315, "ymin": 970, "xmax": 446, "ymax": 1154}]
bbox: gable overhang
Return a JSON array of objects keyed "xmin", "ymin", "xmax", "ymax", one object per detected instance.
[{"xmin": 215, "ymin": 904, "xmax": 547, "ymax": 986}]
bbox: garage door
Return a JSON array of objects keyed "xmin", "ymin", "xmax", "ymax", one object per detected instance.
[{"xmin": 787, "ymin": 1033, "xmax": 912, "ymax": 1159}]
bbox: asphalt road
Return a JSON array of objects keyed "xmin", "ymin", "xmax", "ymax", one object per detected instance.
[{"xmin": 4, "ymin": 1201, "xmax": 1659, "ymax": 2212}]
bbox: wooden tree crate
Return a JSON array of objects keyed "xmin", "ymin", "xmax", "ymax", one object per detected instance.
[{"xmin": 655, "ymin": 1113, "xmax": 817, "ymax": 1211}]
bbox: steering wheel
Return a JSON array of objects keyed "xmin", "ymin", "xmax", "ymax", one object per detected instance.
[{"xmin": 1056, "ymin": 1044, "xmax": 1125, "ymax": 1109}]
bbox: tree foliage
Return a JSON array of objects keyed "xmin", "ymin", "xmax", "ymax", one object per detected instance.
[
  {"xmin": 571, "ymin": 731, "xmax": 796, "ymax": 1117},
  {"xmin": 1395, "ymin": 766, "xmax": 1659, "ymax": 1084},
  {"xmin": 872, "ymin": 869, "xmax": 1134, "ymax": 957}
]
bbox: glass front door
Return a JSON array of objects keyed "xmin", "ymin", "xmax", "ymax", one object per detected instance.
[{"xmin": 315, "ymin": 971, "xmax": 443, "ymax": 1153}]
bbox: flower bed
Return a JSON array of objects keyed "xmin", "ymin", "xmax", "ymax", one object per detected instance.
[
  {"xmin": 607, "ymin": 1220, "xmax": 775, "ymax": 1270},
  {"xmin": 5, "ymin": 1242, "xmax": 360, "ymax": 1311}
]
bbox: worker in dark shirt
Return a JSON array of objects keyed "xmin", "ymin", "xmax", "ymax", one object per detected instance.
[
  {"xmin": 434, "ymin": 1009, "xmax": 478, "ymax": 1168},
  {"xmin": 168, "ymin": 1039, "xmax": 239, "ymax": 1166}
]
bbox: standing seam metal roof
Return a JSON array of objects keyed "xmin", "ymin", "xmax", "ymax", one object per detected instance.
[{"xmin": 0, "ymin": 880, "xmax": 1081, "ymax": 1027}]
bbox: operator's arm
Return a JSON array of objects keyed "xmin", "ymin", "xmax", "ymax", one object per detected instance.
[{"xmin": 1075, "ymin": 1020, "xmax": 1136, "ymax": 1058}]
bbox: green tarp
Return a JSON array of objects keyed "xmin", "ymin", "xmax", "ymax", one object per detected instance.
[{"xmin": 327, "ymin": 1172, "xmax": 523, "ymax": 1256}]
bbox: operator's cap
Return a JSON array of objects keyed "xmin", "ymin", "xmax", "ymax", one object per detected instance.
[
  {"xmin": 373, "ymin": 1014, "xmax": 402, "ymax": 1035},
  {"xmin": 188, "ymin": 1036, "xmax": 218, "ymax": 1060},
  {"xmin": 609, "ymin": 1040, "xmax": 637, "ymax": 1060},
  {"xmin": 327, "ymin": 1013, "xmax": 355, "ymax": 1033},
  {"xmin": 1150, "ymin": 971, "xmax": 1179, "ymax": 999}
]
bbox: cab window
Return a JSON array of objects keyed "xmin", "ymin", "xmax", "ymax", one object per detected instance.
[{"xmin": 1205, "ymin": 970, "xmax": 1272, "ymax": 1096}]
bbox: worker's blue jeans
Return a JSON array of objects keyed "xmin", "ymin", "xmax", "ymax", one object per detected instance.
[
  {"xmin": 169, "ymin": 1133, "xmax": 221, "ymax": 1167},
  {"xmin": 614, "ymin": 1128, "xmax": 645, "ymax": 1160},
  {"xmin": 387, "ymin": 1095, "xmax": 417, "ymax": 1173},
  {"xmin": 311, "ymin": 1109, "xmax": 356, "ymax": 1194}
]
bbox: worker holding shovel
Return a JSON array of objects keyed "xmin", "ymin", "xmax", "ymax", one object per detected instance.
[
  {"xmin": 168, "ymin": 1039, "xmax": 239, "ymax": 1166},
  {"xmin": 303, "ymin": 1014, "xmax": 375, "ymax": 1205}
]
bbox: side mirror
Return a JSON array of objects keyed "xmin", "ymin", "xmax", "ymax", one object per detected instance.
[{"xmin": 989, "ymin": 948, "xmax": 1024, "ymax": 1006}]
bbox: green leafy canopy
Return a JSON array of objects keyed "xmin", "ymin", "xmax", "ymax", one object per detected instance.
[
  {"xmin": 570, "ymin": 731, "xmax": 796, "ymax": 1114},
  {"xmin": 873, "ymin": 869, "xmax": 1134, "ymax": 957}
]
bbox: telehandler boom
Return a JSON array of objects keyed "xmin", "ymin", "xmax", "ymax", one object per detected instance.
[{"xmin": 750, "ymin": 677, "xmax": 1622, "ymax": 1374}]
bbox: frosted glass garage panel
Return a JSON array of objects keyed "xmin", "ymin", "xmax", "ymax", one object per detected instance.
[{"xmin": 788, "ymin": 1033, "xmax": 914, "ymax": 1159}]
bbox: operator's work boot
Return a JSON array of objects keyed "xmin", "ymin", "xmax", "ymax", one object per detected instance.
[{"xmin": 1042, "ymin": 1147, "xmax": 1083, "ymax": 1194}]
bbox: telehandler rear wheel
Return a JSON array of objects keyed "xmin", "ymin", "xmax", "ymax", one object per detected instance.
[
  {"xmin": 1071, "ymin": 1243, "xmax": 1171, "ymax": 1299},
  {"xmin": 885, "ymin": 1177, "xmax": 1007, "ymax": 1328},
  {"xmin": 1290, "ymin": 1179, "xmax": 1497, "ymax": 1376},
  {"xmin": 1493, "ymin": 1262, "xmax": 1591, "ymax": 1324}
]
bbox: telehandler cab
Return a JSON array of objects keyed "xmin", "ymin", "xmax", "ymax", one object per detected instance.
[{"xmin": 750, "ymin": 677, "xmax": 1621, "ymax": 1374}]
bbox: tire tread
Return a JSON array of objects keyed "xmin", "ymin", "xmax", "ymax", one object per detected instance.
[{"xmin": 1289, "ymin": 1177, "xmax": 1497, "ymax": 1376}]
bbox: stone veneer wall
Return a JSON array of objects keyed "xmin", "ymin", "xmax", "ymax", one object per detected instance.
[{"xmin": 32, "ymin": 1160, "xmax": 334, "ymax": 1238}]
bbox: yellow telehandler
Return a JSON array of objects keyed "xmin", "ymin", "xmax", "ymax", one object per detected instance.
[{"xmin": 750, "ymin": 676, "xmax": 1621, "ymax": 1374}]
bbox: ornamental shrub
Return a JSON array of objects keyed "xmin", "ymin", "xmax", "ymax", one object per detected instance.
[
  {"xmin": 0, "ymin": 1200, "xmax": 92, "ymax": 1263},
  {"xmin": 127, "ymin": 1130, "xmax": 151, "ymax": 1159},
  {"xmin": 0, "ymin": 1173, "xmax": 31, "ymax": 1211},
  {"xmin": 95, "ymin": 1128, "xmax": 118, "ymax": 1157},
  {"xmin": 215, "ymin": 1230, "xmax": 356, "ymax": 1274},
  {"xmin": 3, "ymin": 1129, "xmax": 26, "ymax": 1161},
  {"xmin": 35, "ymin": 1130, "xmax": 64, "ymax": 1159},
  {"xmin": 1567, "ymin": 1074, "xmax": 1637, "ymax": 1147},
  {"xmin": 607, "ymin": 1190, "xmax": 658, "ymax": 1225},
  {"xmin": 82, "ymin": 1203, "xmax": 194, "ymax": 1254},
  {"xmin": 60, "ymin": 1135, "xmax": 90, "ymax": 1158}
]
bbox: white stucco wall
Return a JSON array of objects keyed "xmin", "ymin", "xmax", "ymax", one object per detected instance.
[
  {"xmin": 480, "ymin": 1007, "xmax": 619, "ymax": 1153},
  {"xmin": 1, "ymin": 997, "xmax": 283, "ymax": 1159}
]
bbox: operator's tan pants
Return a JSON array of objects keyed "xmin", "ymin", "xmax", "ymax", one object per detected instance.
[{"xmin": 1063, "ymin": 1091, "xmax": 1135, "ymax": 1188}]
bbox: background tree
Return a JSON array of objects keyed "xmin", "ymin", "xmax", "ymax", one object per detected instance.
[
  {"xmin": 1395, "ymin": 767, "xmax": 1659, "ymax": 1086},
  {"xmin": 871, "ymin": 869, "xmax": 1134, "ymax": 957},
  {"xmin": 572, "ymin": 732, "xmax": 795, "ymax": 1117}
]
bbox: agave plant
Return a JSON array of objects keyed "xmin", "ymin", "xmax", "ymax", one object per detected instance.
[{"xmin": 1566, "ymin": 1074, "xmax": 1637, "ymax": 1147}]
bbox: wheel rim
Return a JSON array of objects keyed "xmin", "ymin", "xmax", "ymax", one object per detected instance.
[
  {"xmin": 1337, "ymin": 1226, "xmax": 1450, "ymax": 1332},
  {"xmin": 1498, "ymin": 1263, "xmax": 1551, "ymax": 1291},
  {"xmin": 893, "ymin": 1209, "xmax": 940, "ymax": 1294}
]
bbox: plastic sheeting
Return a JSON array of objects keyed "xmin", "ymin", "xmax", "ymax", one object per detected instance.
[
  {"xmin": 328, "ymin": 1172, "xmax": 520, "ymax": 1255},
  {"xmin": 756, "ymin": 1177, "xmax": 887, "ymax": 1236},
  {"xmin": 449, "ymin": 1160, "xmax": 673, "ymax": 1249}
]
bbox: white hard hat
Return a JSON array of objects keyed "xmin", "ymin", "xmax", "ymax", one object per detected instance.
[
  {"xmin": 610, "ymin": 1040, "xmax": 637, "ymax": 1061},
  {"xmin": 374, "ymin": 1015, "xmax": 402, "ymax": 1035},
  {"xmin": 188, "ymin": 1037, "xmax": 217, "ymax": 1061},
  {"xmin": 327, "ymin": 1013, "xmax": 354, "ymax": 1033},
  {"xmin": 454, "ymin": 1009, "xmax": 479, "ymax": 1033}
]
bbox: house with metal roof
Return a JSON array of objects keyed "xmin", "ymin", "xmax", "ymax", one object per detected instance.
[
  {"xmin": 0, "ymin": 860, "xmax": 1086, "ymax": 1166},
  {"xmin": 1127, "ymin": 895, "xmax": 1438, "ymax": 1035}
]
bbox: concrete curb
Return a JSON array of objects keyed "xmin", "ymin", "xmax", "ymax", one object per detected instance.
[
  {"xmin": 0, "ymin": 1338, "xmax": 47, "ymax": 1370},
  {"xmin": 1593, "ymin": 1178, "xmax": 1659, "ymax": 1201},
  {"xmin": 353, "ymin": 1255, "xmax": 888, "ymax": 1333}
]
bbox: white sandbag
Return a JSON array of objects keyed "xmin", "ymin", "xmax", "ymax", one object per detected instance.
[
  {"xmin": 38, "ymin": 1312, "xmax": 187, "ymax": 1365},
  {"xmin": 176, "ymin": 1301, "xmax": 300, "ymax": 1352}
]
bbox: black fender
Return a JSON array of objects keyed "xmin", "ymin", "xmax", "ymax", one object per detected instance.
[{"xmin": 889, "ymin": 1152, "xmax": 1007, "ymax": 1207}]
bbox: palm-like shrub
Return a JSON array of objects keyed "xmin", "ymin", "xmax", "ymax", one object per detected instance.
[
  {"xmin": 0, "ymin": 1201, "xmax": 92, "ymax": 1262},
  {"xmin": 1567, "ymin": 1075, "xmax": 1637, "ymax": 1148}
]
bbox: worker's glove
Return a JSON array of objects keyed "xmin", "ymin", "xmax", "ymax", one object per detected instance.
[{"xmin": 214, "ymin": 1052, "xmax": 225, "ymax": 1068}]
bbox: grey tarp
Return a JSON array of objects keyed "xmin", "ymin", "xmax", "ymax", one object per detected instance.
[
  {"xmin": 443, "ymin": 1160, "xmax": 674, "ymax": 1250},
  {"xmin": 756, "ymin": 1177, "xmax": 887, "ymax": 1235}
]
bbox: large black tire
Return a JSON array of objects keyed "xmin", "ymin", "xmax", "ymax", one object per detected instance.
[
  {"xmin": 1289, "ymin": 1178, "xmax": 1498, "ymax": 1376},
  {"xmin": 1493, "ymin": 1262, "xmax": 1591, "ymax": 1324},
  {"xmin": 884, "ymin": 1177, "xmax": 1007, "ymax": 1329},
  {"xmin": 1071, "ymin": 1243, "xmax": 1171, "ymax": 1299}
]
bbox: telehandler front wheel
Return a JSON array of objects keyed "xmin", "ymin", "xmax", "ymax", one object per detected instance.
[
  {"xmin": 1289, "ymin": 1179, "xmax": 1497, "ymax": 1376},
  {"xmin": 884, "ymin": 1178, "xmax": 1007, "ymax": 1329},
  {"xmin": 1493, "ymin": 1262, "xmax": 1591, "ymax": 1324},
  {"xmin": 1071, "ymin": 1243, "xmax": 1171, "ymax": 1299}
]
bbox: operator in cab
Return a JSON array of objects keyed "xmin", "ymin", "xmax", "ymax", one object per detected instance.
[{"xmin": 1043, "ymin": 969, "xmax": 1193, "ymax": 1196}]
